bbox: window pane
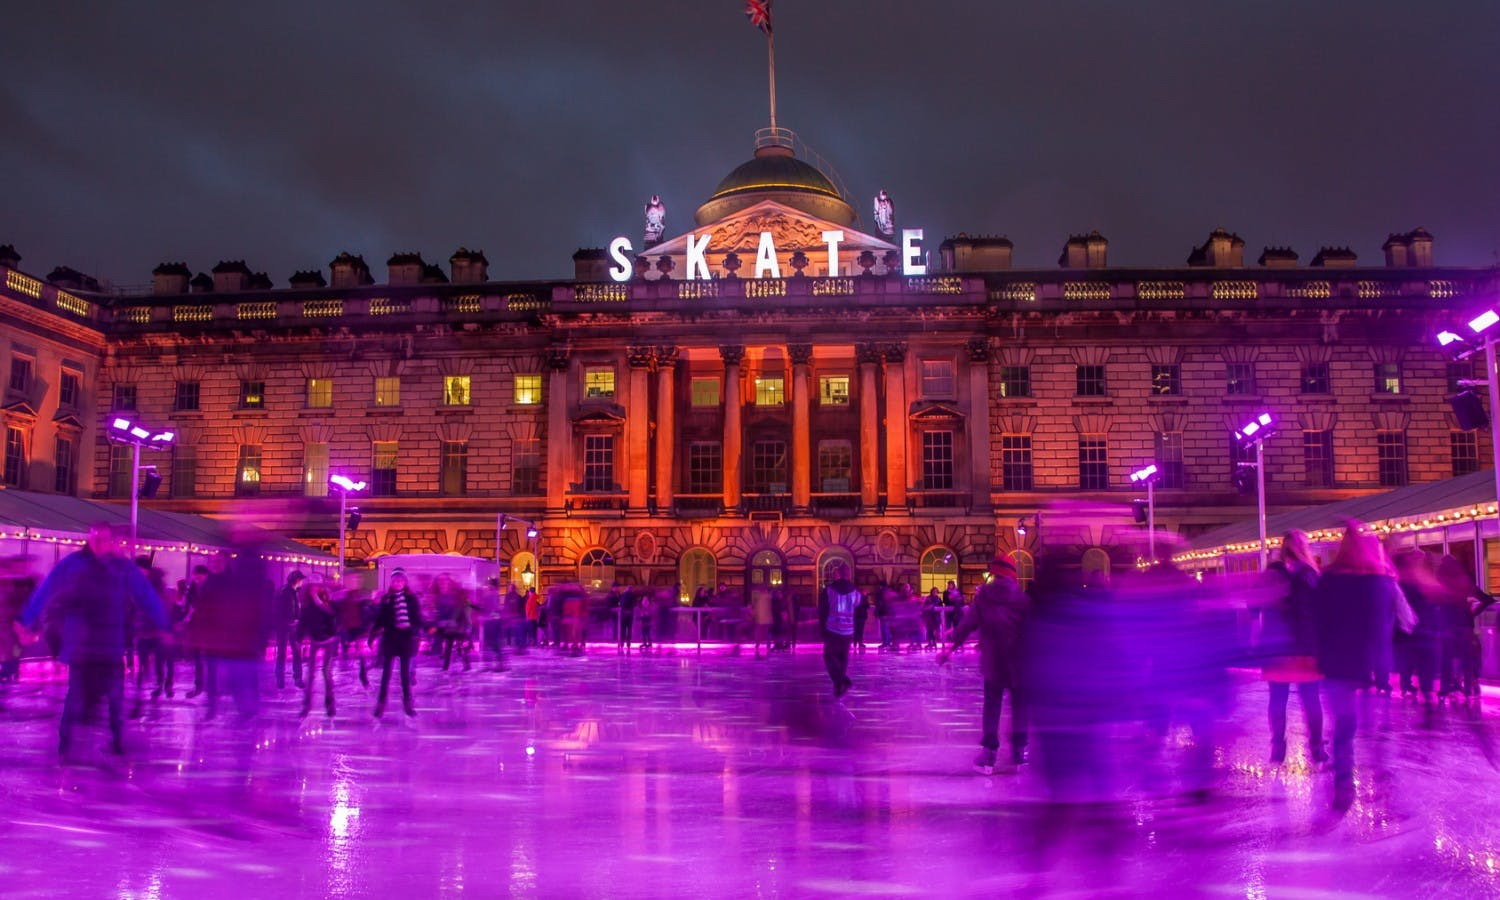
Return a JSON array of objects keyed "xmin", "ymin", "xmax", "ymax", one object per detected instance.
[
  {"xmin": 817, "ymin": 441, "xmax": 852, "ymax": 491},
  {"xmin": 1225, "ymin": 363, "xmax": 1256, "ymax": 395},
  {"xmin": 1451, "ymin": 431, "xmax": 1480, "ymax": 477},
  {"xmin": 171, "ymin": 445, "xmax": 197, "ymax": 498},
  {"xmin": 512, "ymin": 438, "xmax": 541, "ymax": 496},
  {"xmin": 1001, "ymin": 434, "xmax": 1033, "ymax": 491},
  {"xmin": 1078, "ymin": 438, "xmax": 1109, "ymax": 489},
  {"xmin": 1377, "ymin": 432, "xmax": 1407, "ymax": 487},
  {"xmin": 441, "ymin": 440, "xmax": 468, "ymax": 495},
  {"xmin": 751, "ymin": 440, "xmax": 787, "ymax": 492},
  {"xmin": 1150, "ymin": 364, "xmax": 1180, "ymax": 396},
  {"xmin": 53, "ymin": 436, "xmax": 74, "ymax": 493},
  {"xmin": 919, "ymin": 547, "xmax": 959, "ymax": 595},
  {"xmin": 236, "ymin": 445, "xmax": 263, "ymax": 496},
  {"xmin": 583, "ymin": 435, "xmax": 615, "ymax": 491},
  {"xmin": 1153, "ymin": 432, "xmax": 1185, "ymax": 488},
  {"xmin": 922, "ymin": 431, "xmax": 955, "ymax": 490},
  {"xmin": 1076, "ymin": 365, "xmax": 1107, "ymax": 397},
  {"xmin": 303, "ymin": 443, "xmax": 329, "ymax": 497},
  {"xmin": 174, "ymin": 381, "xmax": 200, "ymax": 411},
  {"xmin": 819, "ymin": 375, "xmax": 850, "ymax": 406},
  {"xmin": 1300, "ymin": 362, "xmax": 1330, "ymax": 394},
  {"xmin": 1373, "ymin": 362, "xmax": 1402, "ymax": 394},
  {"xmin": 112, "ymin": 384, "xmax": 137, "ymax": 411},
  {"xmin": 514, "ymin": 374, "xmax": 542, "ymax": 405},
  {"xmin": 584, "ymin": 369, "xmax": 616, "ymax": 400},
  {"xmin": 58, "ymin": 370, "xmax": 80, "ymax": 407},
  {"xmin": 687, "ymin": 442, "xmax": 722, "ymax": 493},
  {"xmin": 998, "ymin": 366, "xmax": 1031, "ymax": 398},
  {"xmin": 443, "ymin": 375, "xmax": 472, "ymax": 406},
  {"xmin": 374, "ymin": 376, "xmax": 401, "ymax": 406},
  {"xmin": 239, "ymin": 380, "xmax": 265, "ymax": 409},
  {"xmin": 2, "ymin": 427, "xmax": 24, "ymax": 487},
  {"xmin": 108, "ymin": 444, "xmax": 132, "ymax": 497},
  {"xmin": 1303, "ymin": 430, "xmax": 1333, "ymax": 487},
  {"xmin": 307, "ymin": 378, "xmax": 333, "ymax": 408},
  {"xmin": 371, "ymin": 441, "xmax": 398, "ymax": 496},
  {"xmin": 921, "ymin": 359, "xmax": 955, "ymax": 397},
  {"xmin": 690, "ymin": 377, "xmax": 720, "ymax": 407},
  {"xmin": 754, "ymin": 376, "xmax": 785, "ymax": 406},
  {"xmin": 8, "ymin": 358, "xmax": 32, "ymax": 393}
]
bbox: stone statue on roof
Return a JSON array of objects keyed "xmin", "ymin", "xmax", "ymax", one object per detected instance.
[
  {"xmin": 644, "ymin": 195, "xmax": 667, "ymax": 245},
  {"xmin": 873, "ymin": 190, "xmax": 895, "ymax": 237}
]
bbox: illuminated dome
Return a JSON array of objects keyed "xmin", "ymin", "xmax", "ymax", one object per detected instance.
[{"xmin": 695, "ymin": 142, "xmax": 856, "ymax": 227}]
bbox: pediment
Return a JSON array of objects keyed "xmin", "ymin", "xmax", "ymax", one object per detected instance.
[
  {"xmin": 647, "ymin": 200, "xmax": 897, "ymax": 257},
  {"xmin": 909, "ymin": 400, "xmax": 965, "ymax": 421},
  {"xmin": 1, "ymin": 398, "xmax": 40, "ymax": 422},
  {"xmin": 51, "ymin": 412, "xmax": 85, "ymax": 432},
  {"xmin": 571, "ymin": 403, "xmax": 626, "ymax": 424}
]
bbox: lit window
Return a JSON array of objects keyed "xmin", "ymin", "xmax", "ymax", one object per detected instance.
[
  {"xmin": 680, "ymin": 548, "xmax": 717, "ymax": 602},
  {"xmin": 1452, "ymin": 431, "xmax": 1480, "ymax": 477},
  {"xmin": 578, "ymin": 548, "xmax": 616, "ymax": 590},
  {"xmin": 236, "ymin": 445, "xmax": 263, "ymax": 496},
  {"xmin": 374, "ymin": 376, "xmax": 401, "ymax": 407},
  {"xmin": 921, "ymin": 359, "xmax": 955, "ymax": 397},
  {"xmin": 1225, "ymin": 363, "xmax": 1257, "ymax": 396},
  {"xmin": 1000, "ymin": 435, "xmax": 1032, "ymax": 491},
  {"xmin": 1076, "ymin": 365, "xmax": 1107, "ymax": 397},
  {"xmin": 303, "ymin": 443, "xmax": 329, "ymax": 497},
  {"xmin": 371, "ymin": 441, "xmax": 399, "ymax": 496},
  {"xmin": 58, "ymin": 369, "xmax": 81, "ymax": 408},
  {"xmin": 1303, "ymin": 430, "xmax": 1333, "ymax": 487},
  {"xmin": 819, "ymin": 375, "xmax": 850, "ymax": 406},
  {"xmin": 1373, "ymin": 362, "xmax": 1402, "ymax": 394},
  {"xmin": 817, "ymin": 440, "xmax": 852, "ymax": 492},
  {"xmin": 751, "ymin": 440, "xmax": 787, "ymax": 492},
  {"xmin": 687, "ymin": 442, "xmax": 722, "ymax": 493},
  {"xmin": 444, "ymin": 375, "xmax": 472, "ymax": 406},
  {"xmin": 174, "ymin": 381, "xmax": 200, "ymax": 411},
  {"xmin": 922, "ymin": 431, "xmax": 955, "ymax": 490},
  {"xmin": 53, "ymin": 436, "xmax": 74, "ymax": 494},
  {"xmin": 441, "ymin": 440, "xmax": 469, "ymax": 496},
  {"xmin": 1151, "ymin": 364, "xmax": 1181, "ymax": 396},
  {"xmin": 239, "ymin": 380, "xmax": 265, "ymax": 409},
  {"xmin": 514, "ymin": 374, "xmax": 542, "ymax": 405},
  {"xmin": 998, "ymin": 366, "xmax": 1031, "ymax": 398},
  {"xmin": 1377, "ymin": 431, "xmax": 1407, "ymax": 487},
  {"xmin": 919, "ymin": 547, "xmax": 959, "ymax": 595},
  {"xmin": 583, "ymin": 435, "xmax": 615, "ymax": 491},
  {"xmin": 2, "ymin": 427, "xmax": 24, "ymax": 487},
  {"xmin": 1301, "ymin": 362, "xmax": 1331, "ymax": 394},
  {"xmin": 584, "ymin": 368, "xmax": 616, "ymax": 400},
  {"xmin": 1009, "ymin": 550, "xmax": 1035, "ymax": 592},
  {"xmin": 1078, "ymin": 437, "xmax": 1109, "ymax": 490},
  {"xmin": 112, "ymin": 384, "xmax": 137, "ymax": 411},
  {"xmin": 1081, "ymin": 548, "xmax": 1111, "ymax": 588},
  {"xmin": 512, "ymin": 438, "xmax": 542, "ymax": 496},
  {"xmin": 171, "ymin": 445, "xmax": 197, "ymax": 498},
  {"xmin": 7, "ymin": 357, "xmax": 32, "ymax": 394},
  {"xmin": 754, "ymin": 376, "xmax": 785, "ymax": 406},
  {"xmin": 690, "ymin": 377, "xmax": 720, "ymax": 407},
  {"xmin": 307, "ymin": 377, "xmax": 333, "ymax": 408}
]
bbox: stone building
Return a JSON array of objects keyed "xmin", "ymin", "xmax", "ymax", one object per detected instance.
[{"xmin": 1, "ymin": 136, "xmax": 1496, "ymax": 602}]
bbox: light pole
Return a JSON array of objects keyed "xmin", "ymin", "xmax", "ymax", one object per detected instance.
[
  {"xmin": 1130, "ymin": 463, "xmax": 1161, "ymax": 564},
  {"xmin": 1439, "ymin": 309, "xmax": 1500, "ymax": 540},
  {"xmin": 106, "ymin": 417, "xmax": 175, "ymax": 544},
  {"xmin": 1233, "ymin": 412, "xmax": 1276, "ymax": 571},
  {"xmin": 498, "ymin": 513, "xmax": 541, "ymax": 591},
  {"xmin": 330, "ymin": 473, "xmax": 367, "ymax": 573}
]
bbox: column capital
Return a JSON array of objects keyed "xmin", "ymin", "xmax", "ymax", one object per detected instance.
[
  {"xmin": 787, "ymin": 343, "xmax": 814, "ymax": 366},
  {"xmin": 627, "ymin": 345, "xmax": 656, "ymax": 369},
  {"xmin": 544, "ymin": 345, "xmax": 570, "ymax": 371},
  {"xmin": 856, "ymin": 342, "xmax": 883, "ymax": 365},
  {"xmin": 965, "ymin": 337, "xmax": 992, "ymax": 363},
  {"xmin": 654, "ymin": 345, "xmax": 680, "ymax": 371},
  {"xmin": 719, "ymin": 344, "xmax": 746, "ymax": 367},
  {"xmin": 880, "ymin": 342, "xmax": 908, "ymax": 364}
]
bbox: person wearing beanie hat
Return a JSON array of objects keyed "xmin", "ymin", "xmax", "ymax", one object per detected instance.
[{"xmin": 938, "ymin": 555, "xmax": 1032, "ymax": 774}]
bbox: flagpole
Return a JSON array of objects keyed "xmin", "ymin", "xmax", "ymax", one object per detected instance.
[{"xmin": 767, "ymin": 30, "xmax": 778, "ymax": 132}]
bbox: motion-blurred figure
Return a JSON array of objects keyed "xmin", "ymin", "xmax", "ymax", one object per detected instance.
[
  {"xmin": 298, "ymin": 580, "xmax": 339, "ymax": 718},
  {"xmin": 273, "ymin": 570, "xmax": 305, "ymax": 691},
  {"xmin": 938, "ymin": 555, "xmax": 1032, "ymax": 774},
  {"xmin": 431, "ymin": 573, "xmax": 472, "ymax": 672},
  {"xmin": 1257, "ymin": 530, "xmax": 1327, "ymax": 765},
  {"xmin": 1312, "ymin": 522, "xmax": 1407, "ymax": 812},
  {"xmin": 0, "ymin": 556, "xmax": 35, "ymax": 687},
  {"xmin": 819, "ymin": 562, "xmax": 860, "ymax": 698},
  {"xmin": 193, "ymin": 546, "xmax": 274, "ymax": 721},
  {"xmin": 21, "ymin": 522, "xmax": 165, "ymax": 756},
  {"xmin": 372, "ymin": 570, "xmax": 422, "ymax": 718}
]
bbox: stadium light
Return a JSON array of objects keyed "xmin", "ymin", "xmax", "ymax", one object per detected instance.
[
  {"xmin": 1130, "ymin": 463, "xmax": 1161, "ymax": 563},
  {"xmin": 329, "ymin": 472, "xmax": 367, "ymax": 571},
  {"xmin": 104, "ymin": 416, "xmax": 176, "ymax": 542}
]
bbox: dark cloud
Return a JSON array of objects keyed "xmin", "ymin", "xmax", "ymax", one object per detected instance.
[{"xmin": 1, "ymin": 1, "xmax": 1497, "ymax": 286}]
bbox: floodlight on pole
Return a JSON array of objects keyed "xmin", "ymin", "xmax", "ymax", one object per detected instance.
[
  {"xmin": 1470, "ymin": 309, "xmax": 1500, "ymax": 335},
  {"xmin": 329, "ymin": 472, "xmax": 367, "ymax": 572},
  {"xmin": 105, "ymin": 416, "xmax": 176, "ymax": 544},
  {"xmin": 1437, "ymin": 309, "xmax": 1500, "ymax": 585},
  {"xmin": 1232, "ymin": 412, "xmax": 1275, "ymax": 570},
  {"xmin": 1130, "ymin": 463, "xmax": 1161, "ymax": 564}
]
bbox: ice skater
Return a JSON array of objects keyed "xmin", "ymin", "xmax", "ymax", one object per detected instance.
[
  {"xmin": 937, "ymin": 556, "xmax": 1031, "ymax": 774},
  {"xmin": 298, "ymin": 581, "xmax": 340, "ymax": 718},
  {"xmin": 21, "ymin": 522, "xmax": 167, "ymax": 756},
  {"xmin": 372, "ymin": 571, "xmax": 422, "ymax": 718},
  {"xmin": 1256, "ymin": 531, "xmax": 1327, "ymax": 765},
  {"xmin": 819, "ymin": 562, "xmax": 861, "ymax": 698},
  {"xmin": 273, "ymin": 570, "xmax": 306, "ymax": 691}
]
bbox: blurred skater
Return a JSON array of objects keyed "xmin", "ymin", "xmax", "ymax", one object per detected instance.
[
  {"xmin": 372, "ymin": 571, "xmax": 422, "ymax": 718},
  {"xmin": 1258, "ymin": 531, "xmax": 1327, "ymax": 765},
  {"xmin": 298, "ymin": 581, "xmax": 340, "ymax": 718},
  {"xmin": 819, "ymin": 562, "xmax": 861, "ymax": 698},
  {"xmin": 938, "ymin": 555, "xmax": 1032, "ymax": 774},
  {"xmin": 273, "ymin": 570, "xmax": 305, "ymax": 691}
]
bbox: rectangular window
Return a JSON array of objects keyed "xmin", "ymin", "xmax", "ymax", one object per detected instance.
[
  {"xmin": 112, "ymin": 384, "xmax": 137, "ymax": 411},
  {"xmin": 583, "ymin": 435, "xmax": 615, "ymax": 491},
  {"xmin": 1377, "ymin": 431, "xmax": 1407, "ymax": 487},
  {"xmin": 819, "ymin": 375, "xmax": 850, "ymax": 406},
  {"xmin": 922, "ymin": 431, "xmax": 955, "ymax": 490},
  {"xmin": 514, "ymin": 374, "xmax": 542, "ymax": 405},
  {"xmin": 443, "ymin": 374, "xmax": 472, "ymax": 406},
  {"xmin": 754, "ymin": 375, "xmax": 785, "ymax": 407},
  {"xmin": 690, "ymin": 376, "xmax": 720, "ymax": 407},
  {"xmin": 8, "ymin": 357, "xmax": 32, "ymax": 394},
  {"xmin": 440, "ymin": 440, "xmax": 469, "ymax": 496},
  {"xmin": 171, "ymin": 444, "xmax": 197, "ymax": 498},
  {"xmin": 58, "ymin": 369, "xmax": 81, "ymax": 408},
  {"xmin": 687, "ymin": 442, "xmax": 723, "ymax": 494},
  {"xmin": 998, "ymin": 366, "xmax": 1031, "ymax": 398},
  {"xmin": 303, "ymin": 442, "xmax": 329, "ymax": 497},
  {"xmin": 1373, "ymin": 362, "xmax": 1402, "ymax": 394},
  {"xmin": 1078, "ymin": 437, "xmax": 1109, "ymax": 490},
  {"xmin": 371, "ymin": 441, "xmax": 398, "ymax": 496},
  {"xmin": 512, "ymin": 438, "xmax": 542, "ymax": 496},
  {"xmin": 108, "ymin": 444, "xmax": 132, "ymax": 498},
  {"xmin": 1451, "ymin": 431, "xmax": 1480, "ymax": 477},
  {"xmin": 53, "ymin": 436, "xmax": 74, "ymax": 494},
  {"xmin": 817, "ymin": 440, "xmax": 853, "ymax": 492},
  {"xmin": 1000, "ymin": 435, "xmax": 1033, "ymax": 491},
  {"xmin": 236, "ymin": 445, "xmax": 263, "ymax": 496},
  {"xmin": 1154, "ymin": 432, "xmax": 1185, "ymax": 489},
  {"xmin": 1225, "ymin": 362, "xmax": 1257, "ymax": 396},
  {"xmin": 921, "ymin": 359, "xmax": 956, "ymax": 398},
  {"xmin": 174, "ymin": 381, "xmax": 200, "ymax": 411},
  {"xmin": 1448, "ymin": 360, "xmax": 1478, "ymax": 395},
  {"xmin": 2, "ymin": 427, "xmax": 24, "ymax": 487},
  {"xmin": 751, "ymin": 440, "xmax": 788, "ymax": 493},
  {"xmin": 584, "ymin": 368, "xmax": 616, "ymax": 400},
  {"xmin": 374, "ymin": 376, "xmax": 401, "ymax": 407},
  {"xmin": 1151, "ymin": 364, "xmax": 1181, "ymax": 396},
  {"xmin": 1301, "ymin": 362, "xmax": 1331, "ymax": 394},
  {"xmin": 1302, "ymin": 430, "xmax": 1333, "ymax": 488},
  {"xmin": 1076, "ymin": 364, "xmax": 1107, "ymax": 397},
  {"xmin": 239, "ymin": 380, "xmax": 265, "ymax": 409},
  {"xmin": 307, "ymin": 377, "xmax": 334, "ymax": 408}
]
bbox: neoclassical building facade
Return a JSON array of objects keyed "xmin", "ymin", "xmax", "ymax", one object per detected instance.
[{"xmin": 1, "ymin": 136, "xmax": 1495, "ymax": 600}]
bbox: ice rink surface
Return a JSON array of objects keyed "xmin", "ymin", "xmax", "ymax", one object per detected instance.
[{"xmin": 1, "ymin": 646, "xmax": 1498, "ymax": 898}]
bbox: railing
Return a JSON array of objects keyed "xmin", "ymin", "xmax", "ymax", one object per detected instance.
[
  {"xmin": 54, "ymin": 289, "xmax": 92, "ymax": 317},
  {"xmin": 1429, "ymin": 280, "xmax": 1461, "ymax": 300},
  {"xmin": 1286, "ymin": 281, "xmax": 1331, "ymax": 299},
  {"xmin": 741, "ymin": 492, "xmax": 791, "ymax": 513},
  {"xmin": 574, "ymin": 284, "xmax": 626, "ymax": 303},
  {"xmin": 907, "ymin": 490, "xmax": 969, "ymax": 510},
  {"xmin": 445, "ymin": 294, "xmax": 482, "ymax": 314},
  {"xmin": 811, "ymin": 277, "xmax": 855, "ymax": 297},
  {"xmin": 237, "ymin": 301, "xmax": 277, "ymax": 320},
  {"xmin": 745, "ymin": 280, "xmax": 787, "ymax": 299},
  {"xmin": 566, "ymin": 485, "xmax": 628, "ymax": 512},
  {"xmin": 303, "ymin": 298, "xmax": 343, "ymax": 317},
  {"xmin": 172, "ymin": 304, "xmax": 214, "ymax": 323},
  {"xmin": 989, "ymin": 282, "xmax": 1036, "ymax": 303},
  {"xmin": 1137, "ymin": 281, "xmax": 1185, "ymax": 301},
  {"xmin": 5, "ymin": 270, "xmax": 42, "ymax": 299},
  {"xmin": 1211, "ymin": 280, "xmax": 1258, "ymax": 301},
  {"xmin": 1358, "ymin": 280, "xmax": 1398, "ymax": 300},
  {"xmin": 903, "ymin": 276, "xmax": 963, "ymax": 295},
  {"xmin": 672, "ymin": 494, "xmax": 724, "ymax": 517},
  {"xmin": 118, "ymin": 306, "xmax": 152, "ymax": 324},
  {"xmin": 810, "ymin": 492, "xmax": 861, "ymax": 517},
  {"xmin": 369, "ymin": 297, "xmax": 410, "ymax": 316},
  {"xmin": 1063, "ymin": 282, "xmax": 1111, "ymax": 301},
  {"xmin": 677, "ymin": 281, "xmax": 719, "ymax": 301}
]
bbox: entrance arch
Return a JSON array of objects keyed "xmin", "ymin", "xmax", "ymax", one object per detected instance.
[
  {"xmin": 919, "ymin": 546, "xmax": 959, "ymax": 595},
  {"xmin": 747, "ymin": 548, "xmax": 785, "ymax": 595},
  {"xmin": 818, "ymin": 547, "xmax": 855, "ymax": 592}
]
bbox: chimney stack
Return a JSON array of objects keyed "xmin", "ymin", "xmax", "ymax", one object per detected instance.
[
  {"xmin": 386, "ymin": 252, "xmax": 425, "ymax": 286},
  {"xmin": 210, "ymin": 260, "xmax": 252, "ymax": 292},
  {"xmin": 1310, "ymin": 247, "xmax": 1358, "ymax": 268},
  {"xmin": 449, "ymin": 248, "xmax": 489, "ymax": 283},
  {"xmin": 939, "ymin": 234, "xmax": 1013, "ymax": 271},
  {"xmin": 1058, "ymin": 231, "xmax": 1107, "ymax": 268},
  {"xmin": 1256, "ymin": 247, "xmax": 1299, "ymax": 268},
  {"xmin": 329, "ymin": 252, "xmax": 374, "ymax": 288},
  {"xmin": 152, "ymin": 262, "xmax": 191, "ymax": 295},
  {"xmin": 289, "ymin": 269, "xmax": 327, "ymax": 289},
  {"xmin": 573, "ymin": 248, "xmax": 609, "ymax": 282},
  {"xmin": 0, "ymin": 245, "xmax": 19, "ymax": 269},
  {"xmin": 1188, "ymin": 229, "xmax": 1245, "ymax": 267}
]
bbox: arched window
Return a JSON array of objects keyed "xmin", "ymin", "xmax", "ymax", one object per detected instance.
[
  {"xmin": 679, "ymin": 548, "xmax": 716, "ymax": 603},
  {"xmin": 578, "ymin": 548, "xmax": 615, "ymax": 591},
  {"xmin": 818, "ymin": 547, "xmax": 855, "ymax": 591},
  {"xmin": 1009, "ymin": 549, "xmax": 1035, "ymax": 592},
  {"xmin": 1081, "ymin": 547, "xmax": 1111, "ymax": 589},
  {"xmin": 509, "ymin": 550, "xmax": 537, "ymax": 591},
  {"xmin": 748, "ymin": 548, "xmax": 785, "ymax": 590},
  {"xmin": 920, "ymin": 546, "xmax": 959, "ymax": 595}
]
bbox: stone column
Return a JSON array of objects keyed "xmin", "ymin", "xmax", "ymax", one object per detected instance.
[
  {"xmin": 857, "ymin": 342, "xmax": 882, "ymax": 508},
  {"xmin": 882, "ymin": 342, "xmax": 908, "ymax": 508},
  {"xmin": 966, "ymin": 338, "xmax": 993, "ymax": 509},
  {"xmin": 654, "ymin": 346, "xmax": 679, "ymax": 512},
  {"xmin": 720, "ymin": 345, "xmax": 745, "ymax": 508},
  {"xmin": 789, "ymin": 343, "xmax": 813, "ymax": 511},
  {"xmin": 626, "ymin": 346, "xmax": 654, "ymax": 510},
  {"xmin": 545, "ymin": 346, "xmax": 571, "ymax": 510}
]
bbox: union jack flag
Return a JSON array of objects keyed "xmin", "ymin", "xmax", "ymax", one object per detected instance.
[{"xmin": 745, "ymin": 0, "xmax": 773, "ymax": 35}]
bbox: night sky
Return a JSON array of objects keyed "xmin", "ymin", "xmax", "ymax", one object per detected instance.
[{"xmin": 3, "ymin": 1, "xmax": 1498, "ymax": 287}]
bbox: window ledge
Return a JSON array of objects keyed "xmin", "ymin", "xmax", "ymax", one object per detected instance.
[
  {"xmin": 366, "ymin": 407, "xmax": 403, "ymax": 415},
  {"xmin": 996, "ymin": 397, "xmax": 1039, "ymax": 406},
  {"xmin": 1219, "ymin": 394, "xmax": 1265, "ymax": 404},
  {"xmin": 1072, "ymin": 397, "xmax": 1114, "ymax": 407},
  {"xmin": 298, "ymin": 409, "xmax": 332, "ymax": 418},
  {"xmin": 438, "ymin": 407, "xmax": 473, "ymax": 416},
  {"xmin": 231, "ymin": 409, "xmax": 269, "ymax": 419},
  {"xmin": 1371, "ymin": 394, "xmax": 1411, "ymax": 403},
  {"xmin": 1145, "ymin": 395, "xmax": 1189, "ymax": 405}
]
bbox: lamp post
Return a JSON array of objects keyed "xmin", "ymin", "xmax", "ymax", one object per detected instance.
[
  {"xmin": 106, "ymin": 417, "xmax": 175, "ymax": 544},
  {"xmin": 1233, "ymin": 412, "xmax": 1276, "ymax": 571},
  {"xmin": 329, "ymin": 473, "xmax": 367, "ymax": 573},
  {"xmin": 498, "ymin": 513, "xmax": 542, "ymax": 591},
  {"xmin": 1130, "ymin": 463, "xmax": 1161, "ymax": 564},
  {"xmin": 1439, "ymin": 310, "xmax": 1500, "ymax": 542}
]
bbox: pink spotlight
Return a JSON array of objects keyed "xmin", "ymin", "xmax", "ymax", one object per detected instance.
[
  {"xmin": 1469, "ymin": 309, "xmax": 1499, "ymax": 334},
  {"xmin": 330, "ymin": 474, "xmax": 367, "ymax": 493},
  {"xmin": 111, "ymin": 417, "xmax": 132, "ymax": 431}
]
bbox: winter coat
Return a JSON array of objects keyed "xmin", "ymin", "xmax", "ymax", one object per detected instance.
[
  {"xmin": 190, "ymin": 562, "xmax": 274, "ymax": 659},
  {"xmin": 819, "ymin": 579, "xmax": 861, "ymax": 637},
  {"xmin": 1313, "ymin": 571, "xmax": 1402, "ymax": 682},
  {"xmin": 1259, "ymin": 560, "xmax": 1320, "ymax": 658},
  {"xmin": 298, "ymin": 594, "xmax": 339, "ymax": 643},
  {"xmin": 22, "ymin": 547, "xmax": 166, "ymax": 664},
  {"xmin": 950, "ymin": 577, "xmax": 1031, "ymax": 685},
  {"xmin": 373, "ymin": 588, "xmax": 424, "ymax": 655}
]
